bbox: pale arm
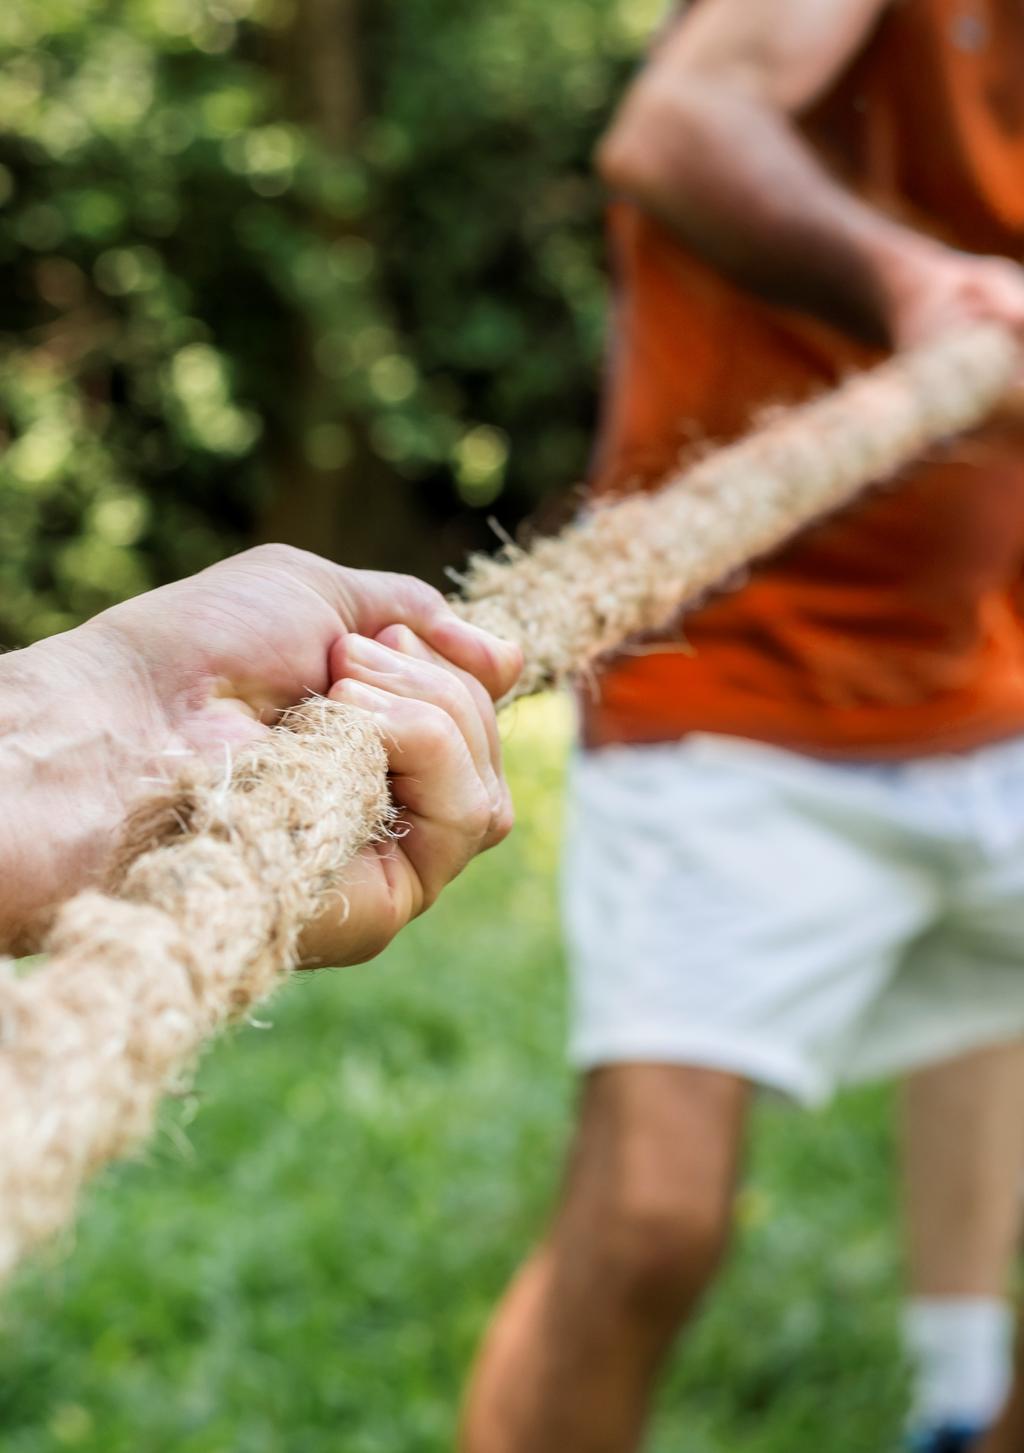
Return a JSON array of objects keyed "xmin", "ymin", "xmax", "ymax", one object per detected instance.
[
  {"xmin": 0, "ymin": 546, "xmax": 521, "ymax": 960},
  {"xmin": 0, "ymin": 631, "xmax": 152, "ymax": 955}
]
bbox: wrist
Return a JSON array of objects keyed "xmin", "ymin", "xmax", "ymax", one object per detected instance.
[
  {"xmin": 865, "ymin": 228, "xmax": 953, "ymax": 347},
  {"xmin": 0, "ymin": 625, "xmax": 160, "ymax": 952},
  {"xmin": 6, "ymin": 619, "xmax": 158, "ymax": 763}
]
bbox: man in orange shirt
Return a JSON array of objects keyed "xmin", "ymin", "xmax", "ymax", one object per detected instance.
[{"xmin": 462, "ymin": 3, "xmax": 1024, "ymax": 1450}]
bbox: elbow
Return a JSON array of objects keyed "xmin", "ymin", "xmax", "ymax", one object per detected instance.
[
  {"xmin": 595, "ymin": 119, "xmax": 650, "ymax": 198},
  {"xmin": 594, "ymin": 76, "xmax": 706, "ymax": 202},
  {"xmin": 595, "ymin": 111, "xmax": 666, "ymax": 202}
]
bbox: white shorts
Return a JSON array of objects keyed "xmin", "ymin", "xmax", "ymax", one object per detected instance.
[{"xmin": 564, "ymin": 732, "xmax": 1024, "ymax": 1105}]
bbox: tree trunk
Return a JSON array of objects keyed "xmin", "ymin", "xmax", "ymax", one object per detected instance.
[{"xmin": 261, "ymin": 0, "xmax": 431, "ymax": 576}]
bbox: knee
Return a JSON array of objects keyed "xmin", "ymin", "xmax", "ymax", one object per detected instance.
[{"xmin": 588, "ymin": 1189, "xmax": 732, "ymax": 1321}]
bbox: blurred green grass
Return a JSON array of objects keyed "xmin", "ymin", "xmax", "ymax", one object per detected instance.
[{"xmin": 2, "ymin": 697, "xmax": 908, "ymax": 1452}]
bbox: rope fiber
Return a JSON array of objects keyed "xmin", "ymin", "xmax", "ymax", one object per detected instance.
[{"xmin": 0, "ymin": 322, "xmax": 1018, "ymax": 1281}]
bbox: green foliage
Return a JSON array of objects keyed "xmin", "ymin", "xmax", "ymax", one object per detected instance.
[
  {"xmin": 362, "ymin": 0, "xmax": 655, "ymax": 503},
  {"xmin": 0, "ymin": 0, "xmax": 663, "ymax": 645},
  {"xmin": 1, "ymin": 702, "xmax": 910, "ymax": 1451},
  {"xmin": 0, "ymin": 13, "xmax": 920, "ymax": 1443},
  {"xmin": 0, "ymin": 0, "xmax": 282, "ymax": 640}
]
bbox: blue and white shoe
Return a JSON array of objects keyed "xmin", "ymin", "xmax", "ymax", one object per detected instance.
[{"xmin": 906, "ymin": 1425, "xmax": 988, "ymax": 1453}]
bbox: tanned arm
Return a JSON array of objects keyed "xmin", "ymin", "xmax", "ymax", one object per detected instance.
[{"xmin": 597, "ymin": 0, "xmax": 1024, "ymax": 347}]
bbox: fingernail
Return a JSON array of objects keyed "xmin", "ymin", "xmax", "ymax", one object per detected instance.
[
  {"xmin": 377, "ymin": 623, "xmax": 425, "ymax": 656},
  {"xmin": 457, "ymin": 619, "xmax": 521, "ymax": 663},
  {"xmin": 459, "ymin": 619, "xmax": 503, "ymax": 646},
  {"xmin": 330, "ymin": 677, "xmax": 386, "ymax": 707},
  {"xmin": 490, "ymin": 635, "xmax": 524, "ymax": 678},
  {"xmin": 344, "ymin": 632, "xmax": 388, "ymax": 666}
]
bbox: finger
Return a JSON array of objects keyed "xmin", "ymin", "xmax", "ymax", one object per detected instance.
[
  {"xmin": 366, "ymin": 630, "xmax": 515, "ymax": 845},
  {"xmin": 328, "ymin": 679, "xmax": 501, "ymax": 905},
  {"xmin": 330, "ymin": 632, "xmax": 496, "ymax": 792},
  {"xmin": 299, "ymin": 838, "xmax": 416, "ymax": 969},
  {"xmin": 369, "ymin": 626, "xmax": 515, "ymax": 842},
  {"xmin": 372, "ymin": 623, "xmax": 503, "ymax": 777},
  {"xmin": 323, "ymin": 565, "xmax": 523, "ymax": 701},
  {"xmin": 970, "ymin": 290, "xmax": 1024, "ymax": 328},
  {"xmin": 964, "ymin": 266, "xmax": 1024, "ymax": 330},
  {"xmin": 330, "ymin": 638, "xmax": 513, "ymax": 853}
]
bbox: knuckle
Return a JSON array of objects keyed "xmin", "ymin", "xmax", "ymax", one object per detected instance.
[
  {"xmin": 462, "ymin": 670, "xmax": 494, "ymax": 716},
  {"xmin": 464, "ymin": 783, "xmax": 494, "ymax": 838},
  {"xmin": 376, "ymin": 899, "xmax": 406, "ymax": 951},
  {"xmin": 376, "ymin": 622, "xmax": 417, "ymax": 653},
  {"xmin": 329, "ymin": 679, "xmax": 356, "ymax": 704},
  {"xmin": 431, "ymin": 671, "xmax": 471, "ymax": 718},
  {"xmin": 239, "ymin": 541, "xmax": 325, "ymax": 583},
  {"xmin": 491, "ymin": 794, "xmax": 515, "ymax": 843},
  {"xmin": 390, "ymin": 571, "xmax": 447, "ymax": 613},
  {"xmin": 415, "ymin": 701, "xmax": 461, "ymax": 752},
  {"xmin": 245, "ymin": 541, "xmax": 305, "ymax": 568}
]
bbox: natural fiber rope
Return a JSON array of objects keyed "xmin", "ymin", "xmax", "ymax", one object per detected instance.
[{"xmin": 0, "ymin": 322, "xmax": 1018, "ymax": 1281}]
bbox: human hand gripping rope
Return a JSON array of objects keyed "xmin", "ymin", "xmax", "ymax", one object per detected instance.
[{"xmin": 0, "ymin": 322, "xmax": 1018, "ymax": 1282}]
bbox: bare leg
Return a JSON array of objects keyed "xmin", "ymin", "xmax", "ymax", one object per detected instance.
[
  {"xmin": 903, "ymin": 1042, "xmax": 1024, "ymax": 1298},
  {"xmin": 978, "ymin": 1343, "xmax": 1024, "ymax": 1453},
  {"xmin": 903, "ymin": 1043, "xmax": 1024, "ymax": 1445},
  {"xmin": 460, "ymin": 1064, "xmax": 750, "ymax": 1453}
]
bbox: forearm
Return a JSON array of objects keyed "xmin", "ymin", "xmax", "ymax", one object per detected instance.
[
  {"xmin": 0, "ymin": 628, "xmax": 150, "ymax": 953},
  {"xmin": 599, "ymin": 77, "xmax": 931, "ymax": 343}
]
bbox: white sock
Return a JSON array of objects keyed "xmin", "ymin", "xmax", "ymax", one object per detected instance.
[{"xmin": 904, "ymin": 1296, "xmax": 1015, "ymax": 1430}]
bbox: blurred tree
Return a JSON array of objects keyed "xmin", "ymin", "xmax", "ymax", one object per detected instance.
[
  {"xmin": 0, "ymin": 0, "xmax": 663, "ymax": 645},
  {"xmin": 261, "ymin": 0, "xmax": 429, "ymax": 573}
]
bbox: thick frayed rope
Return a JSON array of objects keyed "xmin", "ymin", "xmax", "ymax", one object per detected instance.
[
  {"xmin": 0, "ymin": 322, "xmax": 1018, "ymax": 1281},
  {"xmin": 0, "ymin": 704, "xmax": 392, "ymax": 1278},
  {"xmin": 460, "ymin": 324, "xmax": 1021, "ymax": 695}
]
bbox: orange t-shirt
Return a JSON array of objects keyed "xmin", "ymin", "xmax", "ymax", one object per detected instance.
[{"xmin": 585, "ymin": 0, "xmax": 1024, "ymax": 758}]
